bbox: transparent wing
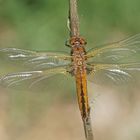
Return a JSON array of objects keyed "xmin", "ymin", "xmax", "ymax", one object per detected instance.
[
  {"xmin": 86, "ymin": 34, "xmax": 140, "ymax": 63},
  {"xmin": 0, "ymin": 48, "xmax": 71, "ymax": 70},
  {"xmin": 0, "ymin": 66, "xmax": 70, "ymax": 90},
  {"xmin": 87, "ymin": 63, "xmax": 140, "ymax": 85}
]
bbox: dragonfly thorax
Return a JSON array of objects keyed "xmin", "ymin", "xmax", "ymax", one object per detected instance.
[{"xmin": 71, "ymin": 46, "xmax": 87, "ymax": 75}]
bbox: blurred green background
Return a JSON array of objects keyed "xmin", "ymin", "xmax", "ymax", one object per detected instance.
[
  {"xmin": 0, "ymin": 0, "xmax": 140, "ymax": 140},
  {"xmin": 0, "ymin": 0, "xmax": 140, "ymax": 51}
]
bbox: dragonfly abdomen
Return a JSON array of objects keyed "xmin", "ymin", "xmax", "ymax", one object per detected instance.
[
  {"xmin": 75, "ymin": 68, "xmax": 89, "ymax": 119},
  {"xmin": 71, "ymin": 46, "xmax": 89, "ymax": 119}
]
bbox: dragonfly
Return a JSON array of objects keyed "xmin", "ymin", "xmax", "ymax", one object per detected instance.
[{"xmin": 0, "ymin": 34, "xmax": 140, "ymax": 120}]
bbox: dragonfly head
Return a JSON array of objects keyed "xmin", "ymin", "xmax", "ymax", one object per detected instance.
[{"xmin": 66, "ymin": 36, "xmax": 87, "ymax": 48}]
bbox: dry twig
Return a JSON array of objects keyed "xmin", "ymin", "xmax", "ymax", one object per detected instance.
[
  {"xmin": 68, "ymin": 0, "xmax": 79, "ymax": 37},
  {"xmin": 68, "ymin": 0, "xmax": 94, "ymax": 140}
]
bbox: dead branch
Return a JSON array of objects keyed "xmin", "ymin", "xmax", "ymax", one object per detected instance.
[{"xmin": 69, "ymin": 0, "xmax": 79, "ymax": 37}]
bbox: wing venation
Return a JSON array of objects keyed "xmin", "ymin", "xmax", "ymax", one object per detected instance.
[
  {"xmin": 86, "ymin": 34, "xmax": 140, "ymax": 63},
  {"xmin": 0, "ymin": 48, "xmax": 71, "ymax": 70},
  {"xmin": 87, "ymin": 63, "xmax": 140, "ymax": 85},
  {"xmin": 0, "ymin": 66, "xmax": 69, "ymax": 89}
]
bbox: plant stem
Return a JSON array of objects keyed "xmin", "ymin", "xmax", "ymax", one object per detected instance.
[
  {"xmin": 68, "ymin": 0, "xmax": 94, "ymax": 140},
  {"xmin": 69, "ymin": 0, "xmax": 79, "ymax": 37},
  {"xmin": 83, "ymin": 116, "xmax": 94, "ymax": 140}
]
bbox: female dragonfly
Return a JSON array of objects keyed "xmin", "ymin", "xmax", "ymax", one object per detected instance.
[{"xmin": 0, "ymin": 34, "xmax": 140, "ymax": 120}]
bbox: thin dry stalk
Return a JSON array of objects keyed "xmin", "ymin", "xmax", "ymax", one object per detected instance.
[
  {"xmin": 83, "ymin": 115, "xmax": 94, "ymax": 140},
  {"xmin": 68, "ymin": 0, "xmax": 79, "ymax": 37},
  {"xmin": 68, "ymin": 0, "xmax": 94, "ymax": 140}
]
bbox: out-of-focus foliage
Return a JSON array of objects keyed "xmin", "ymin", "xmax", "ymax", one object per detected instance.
[
  {"xmin": 0, "ymin": 1, "xmax": 139, "ymax": 140},
  {"xmin": 0, "ymin": 0, "xmax": 68, "ymax": 51},
  {"xmin": 0, "ymin": 0, "xmax": 140, "ymax": 51}
]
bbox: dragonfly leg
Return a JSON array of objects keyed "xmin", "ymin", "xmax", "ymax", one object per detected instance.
[
  {"xmin": 65, "ymin": 40, "xmax": 71, "ymax": 47},
  {"xmin": 86, "ymin": 65, "xmax": 94, "ymax": 75},
  {"xmin": 67, "ymin": 69, "xmax": 75, "ymax": 76}
]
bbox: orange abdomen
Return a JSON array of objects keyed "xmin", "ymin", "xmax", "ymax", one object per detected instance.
[{"xmin": 75, "ymin": 68, "xmax": 89, "ymax": 119}]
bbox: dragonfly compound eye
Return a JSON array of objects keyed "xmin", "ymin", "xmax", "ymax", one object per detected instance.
[
  {"xmin": 79, "ymin": 37, "xmax": 87, "ymax": 46},
  {"xmin": 69, "ymin": 37, "xmax": 77, "ymax": 46}
]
